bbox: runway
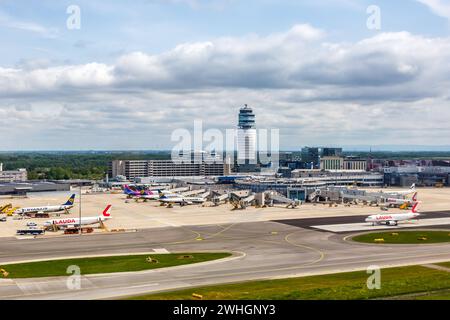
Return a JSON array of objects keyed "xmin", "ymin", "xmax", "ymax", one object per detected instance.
[
  {"xmin": 0, "ymin": 219, "xmax": 449, "ymax": 300},
  {"xmin": 275, "ymin": 210, "xmax": 450, "ymax": 232}
]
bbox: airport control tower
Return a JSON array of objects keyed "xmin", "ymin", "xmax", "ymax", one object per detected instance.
[{"xmin": 237, "ymin": 104, "xmax": 257, "ymax": 165}]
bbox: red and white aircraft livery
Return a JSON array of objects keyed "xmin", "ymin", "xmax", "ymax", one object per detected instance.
[
  {"xmin": 43, "ymin": 205, "xmax": 112, "ymax": 228},
  {"xmin": 384, "ymin": 183, "xmax": 416, "ymax": 196},
  {"xmin": 385, "ymin": 192, "xmax": 418, "ymax": 207},
  {"xmin": 365, "ymin": 202, "xmax": 420, "ymax": 226}
]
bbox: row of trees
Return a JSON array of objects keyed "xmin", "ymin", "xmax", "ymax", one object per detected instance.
[{"xmin": 0, "ymin": 151, "xmax": 171, "ymax": 180}]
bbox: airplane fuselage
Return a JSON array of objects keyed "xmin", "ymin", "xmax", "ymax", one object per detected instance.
[
  {"xmin": 365, "ymin": 213, "xmax": 420, "ymax": 226},
  {"xmin": 15, "ymin": 204, "xmax": 73, "ymax": 215},
  {"xmin": 44, "ymin": 216, "xmax": 108, "ymax": 227}
]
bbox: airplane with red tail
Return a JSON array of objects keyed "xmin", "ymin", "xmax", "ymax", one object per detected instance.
[{"xmin": 43, "ymin": 205, "xmax": 112, "ymax": 228}]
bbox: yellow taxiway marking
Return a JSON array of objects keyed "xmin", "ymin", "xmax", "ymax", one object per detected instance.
[{"xmin": 284, "ymin": 232, "xmax": 325, "ymax": 266}]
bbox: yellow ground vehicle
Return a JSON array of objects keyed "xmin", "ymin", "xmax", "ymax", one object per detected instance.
[
  {"xmin": 0, "ymin": 269, "xmax": 9, "ymax": 278},
  {"xmin": 4, "ymin": 207, "xmax": 19, "ymax": 216},
  {"xmin": 0, "ymin": 204, "xmax": 12, "ymax": 213}
]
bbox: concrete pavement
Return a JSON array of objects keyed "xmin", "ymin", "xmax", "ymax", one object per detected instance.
[{"xmin": 0, "ymin": 220, "xmax": 449, "ymax": 300}]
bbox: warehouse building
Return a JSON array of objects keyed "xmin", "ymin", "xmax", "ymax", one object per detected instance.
[{"xmin": 0, "ymin": 182, "xmax": 70, "ymax": 195}]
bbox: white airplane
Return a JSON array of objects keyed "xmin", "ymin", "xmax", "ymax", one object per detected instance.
[
  {"xmin": 159, "ymin": 195, "xmax": 206, "ymax": 206},
  {"xmin": 365, "ymin": 202, "xmax": 420, "ymax": 226},
  {"xmin": 382, "ymin": 183, "xmax": 416, "ymax": 196},
  {"xmin": 385, "ymin": 192, "xmax": 418, "ymax": 207},
  {"xmin": 15, "ymin": 194, "xmax": 76, "ymax": 216},
  {"xmin": 43, "ymin": 205, "xmax": 112, "ymax": 228}
]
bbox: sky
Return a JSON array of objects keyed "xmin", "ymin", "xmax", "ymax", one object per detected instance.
[{"xmin": 1, "ymin": 0, "xmax": 450, "ymax": 151}]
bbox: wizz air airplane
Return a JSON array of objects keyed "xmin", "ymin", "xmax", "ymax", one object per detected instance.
[
  {"xmin": 15, "ymin": 194, "xmax": 76, "ymax": 215},
  {"xmin": 123, "ymin": 185, "xmax": 159, "ymax": 200},
  {"xmin": 44, "ymin": 205, "xmax": 112, "ymax": 228},
  {"xmin": 365, "ymin": 202, "xmax": 421, "ymax": 226},
  {"xmin": 385, "ymin": 192, "xmax": 418, "ymax": 207}
]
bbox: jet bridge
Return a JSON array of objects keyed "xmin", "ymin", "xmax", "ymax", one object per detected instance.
[
  {"xmin": 230, "ymin": 192, "xmax": 255, "ymax": 210},
  {"xmin": 181, "ymin": 189, "xmax": 206, "ymax": 197},
  {"xmin": 266, "ymin": 191, "xmax": 299, "ymax": 208},
  {"xmin": 213, "ymin": 193, "xmax": 229, "ymax": 206},
  {"xmin": 341, "ymin": 193, "xmax": 381, "ymax": 206}
]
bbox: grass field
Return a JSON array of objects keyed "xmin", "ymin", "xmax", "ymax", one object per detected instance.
[
  {"xmin": 411, "ymin": 290, "xmax": 450, "ymax": 300},
  {"xmin": 0, "ymin": 252, "xmax": 231, "ymax": 278},
  {"xmin": 352, "ymin": 230, "xmax": 450, "ymax": 244},
  {"xmin": 438, "ymin": 261, "xmax": 450, "ymax": 268},
  {"xmin": 128, "ymin": 264, "xmax": 450, "ymax": 300}
]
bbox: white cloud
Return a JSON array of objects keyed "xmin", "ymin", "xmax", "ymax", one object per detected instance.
[
  {"xmin": 417, "ymin": 0, "xmax": 450, "ymax": 20},
  {"xmin": 0, "ymin": 10, "xmax": 59, "ymax": 38},
  {"xmin": 0, "ymin": 24, "xmax": 450, "ymax": 149}
]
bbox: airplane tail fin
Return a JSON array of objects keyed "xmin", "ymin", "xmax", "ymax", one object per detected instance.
[
  {"xmin": 123, "ymin": 185, "xmax": 135, "ymax": 195},
  {"xmin": 411, "ymin": 202, "xmax": 420, "ymax": 214},
  {"xmin": 102, "ymin": 205, "xmax": 112, "ymax": 217},
  {"xmin": 63, "ymin": 194, "xmax": 76, "ymax": 206}
]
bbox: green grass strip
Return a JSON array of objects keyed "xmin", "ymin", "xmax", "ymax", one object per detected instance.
[
  {"xmin": 128, "ymin": 265, "xmax": 450, "ymax": 300},
  {"xmin": 352, "ymin": 231, "xmax": 450, "ymax": 244},
  {"xmin": 1, "ymin": 253, "xmax": 231, "ymax": 278}
]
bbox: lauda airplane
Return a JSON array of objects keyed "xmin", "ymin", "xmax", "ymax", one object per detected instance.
[
  {"xmin": 43, "ymin": 205, "xmax": 112, "ymax": 228},
  {"xmin": 365, "ymin": 202, "xmax": 420, "ymax": 226}
]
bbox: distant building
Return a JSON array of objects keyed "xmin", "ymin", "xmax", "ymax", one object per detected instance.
[
  {"xmin": 108, "ymin": 154, "xmax": 225, "ymax": 180},
  {"xmin": 383, "ymin": 165, "xmax": 450, "ymax": 187},
  {"xmin": 343, "ymin": 157, "xmax": 367, "ymax": 171},
  {"xmin": 322, "ymin": 148, "xmax": 343, "ymax": 157},
  {"xmin": 0, "ymin": 163, "xmax": 27, "ymax": 182},
  {"xmin": 320, "ymin": 156, "xmax": 344, "ymax": 170},
  {"xmin": 320, "ymin": 156, "xmax": 367, "ymax": 171},
  {"xmin": 0, "ymin": 182, "xmax": 70, "ymax": 195},
  {"xmin": 301, "ymin": 147, "xmax": 320, "ymax": 169}
]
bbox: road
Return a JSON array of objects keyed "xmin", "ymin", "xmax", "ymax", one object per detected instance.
[{"xmin": 0, "ymin": 219, "xmax": 449, "ymax": 300}]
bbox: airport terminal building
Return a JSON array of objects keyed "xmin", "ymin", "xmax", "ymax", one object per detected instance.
[{"xmin": 233, "ymin": 171, "xmax": 384, "ymax": 200}]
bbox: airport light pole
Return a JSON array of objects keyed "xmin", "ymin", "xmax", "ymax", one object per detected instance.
[{"xmin": 79, "ymin": 184, "xmax": 82, "ymax": 236}]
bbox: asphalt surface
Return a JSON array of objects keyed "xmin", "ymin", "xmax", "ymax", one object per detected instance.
[
  {"xmin": 275, "ymin": 210, "xmax": 450, "ymax": 231},
  {"xmin": 0, "ymin": 218, "xmax": 449, "ymax": 300}
]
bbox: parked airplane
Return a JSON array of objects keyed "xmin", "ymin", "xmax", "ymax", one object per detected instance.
[
  {"xmin": 123, "ymin": 185, "xmax": 159, "ymax": 200},
  {"xmin": 14, "ymin": 194, "xmax": 76, "ymax": 216},
  {"xmin": 365, "ymin": 202, "xmax": 420, "ymax": 226},
  {"xmin": 385, "ymin": 192, "xmax": 418, "ymax": 207},
  {"xmin": 44, "ymin": 205, "xmax": 112, "ymax": 228},
  {"xmin": 382, "ymin": 183, "xmax": 416, "ymax": 196},
  {"xmin": 159, "ymin": 195, "xmax": 206, "ymax": 206}
]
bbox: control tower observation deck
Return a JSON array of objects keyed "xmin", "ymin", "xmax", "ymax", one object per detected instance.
[
  {"xmin": 238, "ymin": 104, "xmax": 256, "ymax": 129},
  {"xmin": 237, "ymin": 105, "xmax": 257, "ymax": 163}
]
